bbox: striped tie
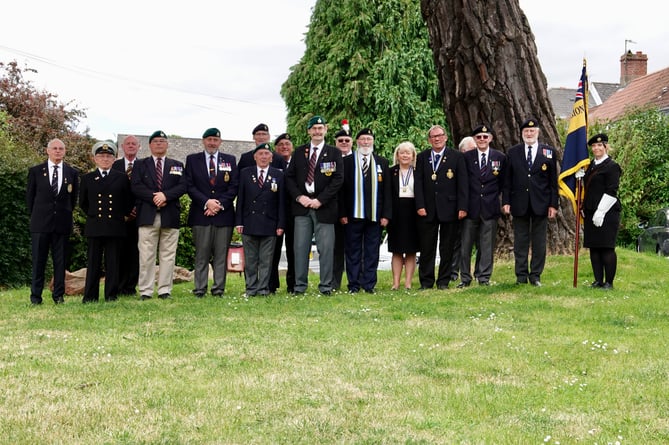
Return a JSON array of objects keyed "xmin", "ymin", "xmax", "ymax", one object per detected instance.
[
  {"xmin": 51, "ymin": 165, "xmax": 59, "ymax": 195},
  {"xmin": 480, "ymin": 152, "xmax": 487, "ymax": 176},
  {"xmin": 362, "ymin": 155, "xmax": 369, "ymax": 177},
  {"xmin": 306, "ymin": 149, "xmax": 317, "ymax": 185},
  {"xmin": 209, "ymin": 155, "xmax": 216, "ymax": 186},
  {"xmin": 126, "ymin": 162, "xmax": 133, "ymax": 178},
  {"xmin": 156, "ymin": 158, "xmax": 163, "ymax": 190},
  {"xmin": 258, "ymin": 169, "xmax": 264, "ymax": 188}
]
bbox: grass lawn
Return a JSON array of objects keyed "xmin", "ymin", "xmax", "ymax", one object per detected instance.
[{"xmin": 1, "ymin": 248, "xmax": 668, "ymax": 444}]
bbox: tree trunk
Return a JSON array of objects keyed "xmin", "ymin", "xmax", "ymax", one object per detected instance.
[{"xmin": 420, "ymin": 0, "xmax": 576, "ymax": 256}]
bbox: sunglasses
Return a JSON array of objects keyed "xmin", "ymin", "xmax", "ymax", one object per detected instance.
[
  {"xmin": 475, "ymin": 134, "xmax": 490, "ymax": 140},
  {"xmin": 337, "ymin": 138, "xmax": 352, "ymax": 143}
]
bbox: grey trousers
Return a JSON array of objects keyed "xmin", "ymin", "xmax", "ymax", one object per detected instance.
[
  {"xmin": 192, "ymin": 225, "xmax": 233, "ymax": 295},
  {"xmin": 293, "ymin": 210, "xmax": 334, "ymax": 293}
]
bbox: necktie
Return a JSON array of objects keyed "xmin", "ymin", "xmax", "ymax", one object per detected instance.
[
  {"xmin": 258, "ymin": 169, "xmax": 265, "ymax": 188},
  {"xmin": 480, "ymin": 152, "xmax": 487, "ymax": 176},
  {"xmin": 209, "ymin": 155, "xmax": 216, "ymax": 186},
  {"xmin": 51, "ymin": 164, "xmax": 59, "ymax": 195},
  {"xmin": 102, "ymin": 170, "xmax": 107, "ymax": 178},
  {"xmin": 126, "ymin": 162, "xmax": 133, "ymax": 178},
  {"xmin": 362, "ymin": 155, "xmax": 369, "ymax": 177},
  {"xmin": 306, "ymin": 148, "xmax": 317, "ymax": 185},
  {"xmin": 527, "ymin": 146, "xmax": 533, "ymax": 169},
  {"xmin": 434, "ymin": 153, "xmax": 441, "ymax": 171},
  {"xmin": 156, "ymin": 157, "xmax": 163, "ymax": 190}
]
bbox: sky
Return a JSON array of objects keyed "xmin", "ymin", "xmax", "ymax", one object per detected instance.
[{"xmin": 1, "ymin": 1, "xmax": 667, "ymax": 143}]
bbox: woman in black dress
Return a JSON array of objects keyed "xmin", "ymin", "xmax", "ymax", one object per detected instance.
[
  {"xmin": 582, "ymin": 133, "xmax": 622, "ymax": 290},
  {"xmin": 387, "ymin": 141, "xmax": 420, "ymax": 290}
]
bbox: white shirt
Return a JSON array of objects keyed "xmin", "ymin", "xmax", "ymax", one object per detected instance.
[{"xmin": 48, "ymin": 160, "xmax": 63, "ymax": 193}]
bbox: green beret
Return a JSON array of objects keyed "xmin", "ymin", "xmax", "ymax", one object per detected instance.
[
  {"xmin": 253, "ymin": 143, "xmax": 272, "ymax": 153},
  {"xmin": 307, "ymin": 115, "xmax": 327, "ymax": 129},
  {"xmin": 520, "ymin": 118, "xmax": 539, "ymax": 130},
  {"xmin": 252, "ymin": 123, "xmax": 269, "ymax": 134},
  {"xmin": 588, "ymin": 133, "xmax": 608, "ymax": 145},
  {"xmin": 471, "ymin": 124, "xmax": 491, "ymax": 136},
  {"xmin": 274, "ymin": 133, "xmax": 291, "ymax": 145},
  {"xmin": 356, "ymin": 128, "xmax": 374, "ymax": 139},
  {"xmin": 149, "ymin": 130, "xmax": 167, "ymax": 143},
  {"xmin": 202, "ymin": 127, "xmax": 221, "ymax": 139},
  {"xmin": 92, "ymin": 141, "xmax": 117, "ymax": 157}
]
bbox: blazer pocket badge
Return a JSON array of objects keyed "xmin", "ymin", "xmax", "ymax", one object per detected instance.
[
  {"xmin": 541, "ymin": 163, "xmax": 547, "ymax": 171},
  {"xmin": 446, "ymin": 169, "xmax": 454, "ymax": 179}
]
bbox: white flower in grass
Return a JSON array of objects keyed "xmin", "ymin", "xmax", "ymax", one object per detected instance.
[{"xmin": 543, "ymin": 435, "xmax": 551, "ymax": 442}]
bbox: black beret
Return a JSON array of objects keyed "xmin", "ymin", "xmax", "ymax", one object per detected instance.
[
  {"xmin": 202, "ymin": 127, "xmax": 220, "ymax": 138},
  {"xmin": 520, "ymin": 118, "xmax": 540, "ymax": 130},
  {"xmin": 92, "ymin": 141, "xmax": 117, "ymax": 156},
  {"xmin": 149, "ymin": 130, "xmax": 167, "ymax": 143},
  {"xmin": 588, "ymin": 133, "xmax": 608, "ymax": 145},
  {"xmin": 307, "ymin": 115, "xmax": 327, "ymax": 129},
  {"xmin": 334, "ymin": 129, "xmax": 352, "ymax": 139},
  {"xmin": 253, "ymin": 143, "xmax": 272, "ymax": 153},
  {"xmin": 471, "ymin": 124, "xmax": 491, "ymax": 136},
  {"xmin": 252, "ymin": 123, "xmax": 269, "ymax": 134},
  {"xmin": 356, "ymin": 128, "xmax": 374, "ymax": 139},
  {"xmin": 274, "ymin": 133, "xmax": 291, "ymax": 145}
]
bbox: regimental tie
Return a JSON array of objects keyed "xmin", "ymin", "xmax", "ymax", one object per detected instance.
[
  {"xmin": 480, "ymin": 152, "xmax": 487, "ymax": 176},
  {"xmin": 51, "ymin": 164, "xmax": 59, "ymax": 196},
  {"xmin": 209, "ymin": 155, "xmax": 216, "ymax": 186},
  {"xmin": 102, "ymin": 170, "xmax": 107, "ymax": 178},
  {"xmin": 258, "ymin": 169, "xmax": 265, "ymax": 188},
  {"xmin": 156, "ymin": 157, "xmax": 163, "ymax": 190},
  {"xmin": 433, "ymin": 153, "xmax": 441, "ymax": 171},
  {"xmin": 362, "ymin": 155, "xmax": 369, "ymax": 177},
  {"xmin": 306, "ymin": 148, "xmax": 317, "ymax": 185},
  {"xmin": 126, "ymin": 161, "xmax": 133, "ymax": 178},
  {"xmin": 527, "ymin": 145, "xmax": 533, "ymax": 169}
]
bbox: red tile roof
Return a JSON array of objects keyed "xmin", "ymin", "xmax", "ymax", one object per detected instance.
[{"xmin": 589, "ymin": 67, "xmax": 669, "ymax": 122}]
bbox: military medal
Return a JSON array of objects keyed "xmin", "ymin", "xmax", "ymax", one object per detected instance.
[
  {"xmin": 431, "ymin": 173, "xmax": 437, "ymax": 181},
  {"xmin": 401, "ymin": 166, "xmax": 412, "ymax": 193},
  {"xmin": 224, "ymin": 172, "xmax": 230, "ymax": 182}
]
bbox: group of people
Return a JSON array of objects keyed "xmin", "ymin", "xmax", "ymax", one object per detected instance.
[{"xmin": 26, "ymin": 116, "xmax": 622, "ymax": 304}]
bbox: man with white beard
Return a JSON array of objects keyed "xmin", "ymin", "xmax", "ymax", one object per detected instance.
[{"xmin": 338, "ymin": 128, "xmax": 392, "ymax": 294}]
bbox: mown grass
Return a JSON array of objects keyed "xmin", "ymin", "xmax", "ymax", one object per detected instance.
[{"xmin": 1, "ymin": 248, "xmax": 668, "ymax": 444}]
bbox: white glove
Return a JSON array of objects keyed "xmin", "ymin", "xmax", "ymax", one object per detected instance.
[{"xmin": 592, "ymin": 193, "xmax": 617, "ymax": 227}]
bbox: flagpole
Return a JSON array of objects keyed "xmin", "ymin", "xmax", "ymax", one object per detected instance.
[{"xmin": 573, "ymin": 169, "xmax": 585, "ymax": 287}]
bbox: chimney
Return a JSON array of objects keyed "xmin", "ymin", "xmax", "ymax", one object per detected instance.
[{"xmin": 620, "ymin": 50, "xmax": 648, "ymax": 86}]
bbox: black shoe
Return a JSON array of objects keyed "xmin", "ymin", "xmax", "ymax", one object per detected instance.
[
  {"xmin": 211, "ymin": 291, "xmax": 224, "ymax": 297},
  {"xmin": 591, "ymin": 281, "xmax": 603, "ymax": 288},
  {"xmin": 54, "ymin": 296, "xmax": 65, "ymax": 304},
  {"xmin": 515, "ymin": 279, "xmax": 528, "ymax": 285},
  {"xmin": 320, "ymin": 290, "xmax": 331, "ymax": 296},
  {"xmin": 437, "ymin": 283, "xmax": 449, "ymax": 290},
  {"xmin": 530, "ymin": 281, "xmax": 542, "ymax": 287},
  {"xmin": 601, "ymin": 282, "xmax": 613, "ymax": 290},
  {"xmin": 364, "ymin": 288, "xmax": 376, "ymax": 294},
  {"xmin": 140, "ymin": 295, "xmax": 152, "ymax": 300},
  {"xmin": 158, "ymin": 293, "xmax": 170, "ymax": 299},
  {"xmin": 348, "ymin": 288, "xmax": 360, "ymax": 294},
  {"xmin": 456, "ymin": 282, "xmax": 470, "ymax": 288},
  {"xmin": 193, "ymin": 291, "xmax": 205, "ymax": 298},
  {"xmin": 478, "ymin": 281, "xmax": 490, "ymax": 286},
  {"xmin": 418, "ymin": 286, "xmax": 431, "ymax": 291}
]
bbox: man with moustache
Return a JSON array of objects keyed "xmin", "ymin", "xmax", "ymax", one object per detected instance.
[
  {"xmin": 502, "ymin": 118, "xmax": 558, "ymax": 287},
  {"xmin": 131, "ymin": 130, "xmax": 187, "ymax": 300},
  {"xmin": 285, "ymin": 115, "xmax": 344, "ymax": 295},
  {"xmin": 414, "ymin": 125, "xmax": 468, "ymax": 290},
  {"xmin": 112, "ymin": 134, "xmax": 141, "ymax": 295},
  {"xmin": 185, "ymin": 127, "xmax": 239, "ymax": 298},
  {"xmin": 338, "ymin": 128, "xmax": 392, "ymax": 294}
]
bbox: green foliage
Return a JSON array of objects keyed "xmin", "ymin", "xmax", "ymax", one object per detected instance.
[
  {"xmin": 177, "ymin": 194, "xmax": 195, "ymax": 269},
  {"xmin": 281, "ymin": 0, "xmax": 445, "ymax": 158},
  {"xmin": 590, "ymin": 108, "xmax": 669, "ymax": 247},
  {"xmin": 0, "ymin": 112, "xmax": 39, "ymax": 287}
]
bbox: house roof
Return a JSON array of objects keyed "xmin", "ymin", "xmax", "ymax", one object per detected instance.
[
  {"xmin": 589, "ymin": 67, "xmax": 669, "ymax": 122},
  {"xmin": 548, "ymin": 82, "xmax": 619, "ymax": 119}
]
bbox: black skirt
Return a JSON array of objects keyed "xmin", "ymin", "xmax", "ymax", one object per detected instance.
[
  {"xmin": 387, "ymin": 197, "xmax": 419, "ymax": 254},
  {"xmin": 583, "ymin": 209, "xmax": 620, "ymax": 249}
]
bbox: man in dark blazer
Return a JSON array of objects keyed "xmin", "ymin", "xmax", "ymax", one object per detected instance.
[
  {"xmin": 131, "ymin": 130, "xmax": 187, "ymax": 300},
  {"xmin": 339, "ymin": 128, "xmax": 392, "ymax": 294},
  {"xmin": 26, "ymin": 138, "xmax": 79, "ymax": 305},
  {"xmin": 285, "ymin": 115, "xmax": 344, "ymax": 295},
  {"xmin": 111, "ymin": 134, "xmax": 141, "ymax": 295},
  {"xmin": 80, "ymin": 141, "xmax": 134, "ymax": 302},
  {"xmin": 414, "ymin": 125, "xmax": 468, "ymax": 290},
  {"xmin": 458, "ymin": 125, "xmax": 506, "ymax": 288},
  {"xmin": 235, "ymin": 143, "xmax": 285, "ymax": 296},
  {"xmin": 185, "ymin": 127, "xmax": 239, "ymax": 297},
  {"xmin": 237, "ymin": 123, "xmax": 286, "ymax": 171},
  {"xmin": 502, "ymin": 118, "xmax": 558, "ymax": 287}
]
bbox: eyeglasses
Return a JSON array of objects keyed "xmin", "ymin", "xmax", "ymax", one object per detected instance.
[
  {"xmin": 337, "ymin": 138, "xmax": 352, "ymax": 143},
  {"xmin": 475, "ymin": 134, "xmax": 490, "ymax": 140},
  {"xmin": 429, "ymin": 133, "xmax": 445, "ymax": 139}
]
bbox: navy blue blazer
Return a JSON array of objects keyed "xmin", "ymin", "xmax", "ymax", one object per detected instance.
[
  {"xmin": 414, "ymin": 147, "xmax": 468, "ymax": 223},
  {"xmin": 26, "ymin": 161, "xmax": 79, "ymax": 234},
  {"xmin": 79, "ymin": 169, "xmax": 134, "ymax": 237},
  {"xmin": 285, "ymin": 143, "xmax": 344, "ymax": 223},
  {"xmin": 185, "ymin": 151, "xmax": 239, "ymax": 227},
  {"xmin": 502, "ymin": 142, "xmax": 558, "ymax": 216},
  {"xmin": 235, "ymin": 166, "xmax": 285, "ymax": 237},
  {"xmin": 463, "ymin": 148, "xmax": 507, "ymax": 221},
  {"xmin": 131, "ymin": 156, "xmax": 187, "ymax": 228}
]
